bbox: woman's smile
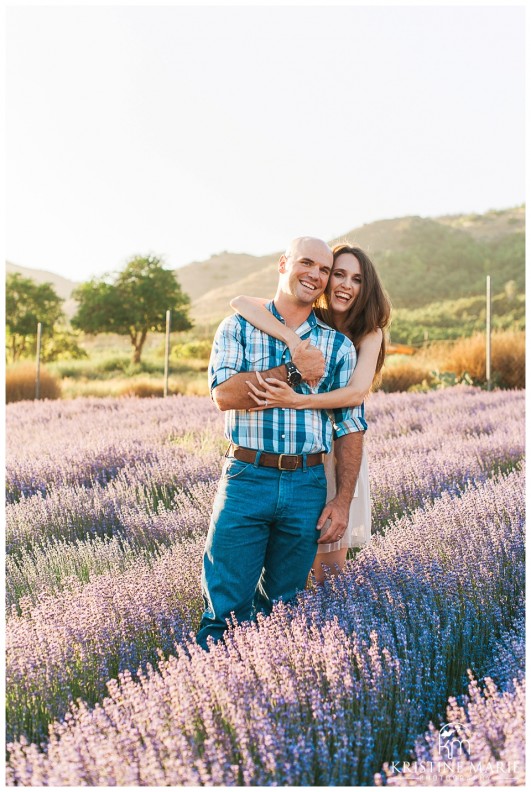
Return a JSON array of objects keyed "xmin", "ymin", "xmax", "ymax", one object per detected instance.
[{"xmin": 328, "ymin": 252, "xmax": 363, "ymax": 314}]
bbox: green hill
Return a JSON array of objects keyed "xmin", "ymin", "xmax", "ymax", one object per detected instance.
[
  {"xmin": 6, "ymin": 261, "xmax": 81, "ymax": 318},
  {"xmin": 6, "ymin": 205, "xmax": 525, "ymax": 333},
  {"xmin": 178, "ymin": 205, "xmax": 525, "ymax": 324},
  {"xmin": 358, "ymin": 218, "xmax": 524, "ymax": 309},
  {"xmin": 391, "ymin": 291, "xmax": 525, "ymax": 345},
  {"xmin": 177, "ymin": 251, "xmax": 277, "ymax": 304}
]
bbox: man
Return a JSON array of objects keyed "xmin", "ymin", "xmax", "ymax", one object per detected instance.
[{"xmin": 196, "ymin": 236, "xmax": 366, "ymax": 650}]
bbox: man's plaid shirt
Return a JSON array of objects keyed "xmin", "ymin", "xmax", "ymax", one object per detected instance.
[{"xmin": 209, "ymin": 301, "xmax": 367, "ymax": 454}]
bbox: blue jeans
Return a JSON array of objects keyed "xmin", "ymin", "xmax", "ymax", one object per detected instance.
[{"xmin": 196, "ymin": 453, "xmax": 327, "ymax": 650}]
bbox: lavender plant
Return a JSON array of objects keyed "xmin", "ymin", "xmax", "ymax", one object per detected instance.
[
  {"xmin": 6, "ymin": 390, "xmax": 523, "ymax": 559},
  {"xmin": 481, "ymin": 605, "xmax": 525, "ymax": 695},
  {"xmin": 5, "ymin": 388, "xmax": 525, "ymax": 782},
  {"xmin": 375, "ymin": 597, "xmax": 526, "ymax": 786},
  {"xmin": 6, "ymin": 395, "xmax": 223, "ymax": 502},
  {"xmin": 6, "ymin": 470, "xmax": 218, "ymax": 567},
  {"xmin": 6, "ymin": 539, "xmax": 204, "ymax": 745},
  {"xmin": 367, "ymin": 387, "xmax": 524, "ymax": 523},
  {"xmin": 375, "ymin": 673, "xmax": 525, "ymax": 786},
  {"xmin": 6, "ymin": 389, "xmax": 523, "ymax": 505},
  {"xmin": 6, "ymin": 466, "xmax": 525, "ymax": 784},
  {"xmin": 7, "ymin": 533, "xmax": 161, "ymax": 613}
]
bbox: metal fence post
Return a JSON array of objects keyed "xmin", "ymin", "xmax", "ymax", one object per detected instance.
[
  {"xmin": 35, "ymin": 322, "xmax": 42, "ymax": 399},
  {"xmin": 164, "ymin": 310, "xmax": 171, "ymax": 397},
  {"xmin": 486, "ymin": 275, "xmax": 491, "ymax": 391}
]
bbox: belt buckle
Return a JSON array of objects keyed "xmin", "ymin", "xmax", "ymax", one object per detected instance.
[{"xmin": 277, "ymin": 453, "xmax": 299, "ymax": 471}]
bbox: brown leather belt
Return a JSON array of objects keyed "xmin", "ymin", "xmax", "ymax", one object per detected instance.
[{"xmin": 227, "ymin": 443, "xmax": 324, "ymax": 471}]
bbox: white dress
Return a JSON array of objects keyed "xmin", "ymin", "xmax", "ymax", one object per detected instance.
[{"xmin": 315, "ymin": 443, "xmax": 371, "ymax": 554}]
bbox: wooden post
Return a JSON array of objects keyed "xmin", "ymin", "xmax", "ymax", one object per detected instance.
[
  {"xmin": 486, "ymin": 275, "xmax": 491, "ymax": 391},
  {"xmin": 164, "ymin": 310, "xmax": 171, "ymax": 397},
  {"xmin": 35, "ymin": 322, "xmax": 42, "ymax": 399}
]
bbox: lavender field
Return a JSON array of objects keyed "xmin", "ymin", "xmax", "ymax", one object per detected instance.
[{"xmin": 5, "ymin": 387, "xmax": 525, "ymax": 786}]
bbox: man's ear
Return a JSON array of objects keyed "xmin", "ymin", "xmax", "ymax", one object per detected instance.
[{"xmin": 278, "ymin": 255, "xmax": 287, "ymax": 273}]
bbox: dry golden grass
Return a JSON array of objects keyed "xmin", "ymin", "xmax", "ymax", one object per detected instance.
[
  {"xmin": 6, "ymin": 363, "xmax": 62, "ymax": 403},
  {"xmin": 378, "ymin": 361, "xmax": 433, "ymax": 393},
  {"xmin": 59, "ymin": 373, "xmax": 210, "ymax": 400},
  {"xmin": 118, "ymin": 376, "xmax": 210, "ymax": 398},
  {"xmin": 8, "ymin": 329, "xmax": 524, "ymax": 404},
  {"xmin": 440, "ymin": 331, "xmax": 525, "ymax": 388},
  {"xmin": 117, "ymin": 380, "xmax": 165, "ymax": 398}
]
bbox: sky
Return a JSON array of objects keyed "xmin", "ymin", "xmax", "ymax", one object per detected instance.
[{"xmin": 5, "ymin": 3, "xmax": 525, "ymax": 282}]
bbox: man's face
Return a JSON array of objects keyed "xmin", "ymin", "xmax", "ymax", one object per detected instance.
[{"xmin": 278, "ymin": 238, "xmax": 333, "ymax": 305}]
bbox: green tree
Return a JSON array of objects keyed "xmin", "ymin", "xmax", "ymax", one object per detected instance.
[
  {"xmin": 72, "ymin": 255, "xmax": 192, "ymax": 363},
  {"xmin": 6, "ymin": 273, "xmax": 64, "ymax": 362},
  {"xmin": 40, "ymin": 329, "xmax": 89, "ymax": 363}
]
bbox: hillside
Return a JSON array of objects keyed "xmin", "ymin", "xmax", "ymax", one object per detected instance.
[
  {"xmin": 435, "ymin": 205, "xmax": 525, "ymax": 241},
  {"xmin": 183, "ymin": 205, "xmax": 525, "ymax": 324},
  {"xmin": 177, "ymin": 251, "xmax": 278, "ymax": 304},
  {"xmin": 391, "ymin": 291, "xmax": 525, "ymax": 345},
  {"xmin": 6, "ymin": 205, "xmax": 525, "ymax": 327},
  {"xmin": 6, "ymin": 261, "xmax": 80, "ymax": 319},
  {"xmin": 6, "ymin": 261, "xmax": 79, "ymax": 299}
]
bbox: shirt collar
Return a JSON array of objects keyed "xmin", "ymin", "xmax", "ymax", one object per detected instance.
[{"xmin": 266, "ymin": 300, "xmax": 330, "ymax": 334}]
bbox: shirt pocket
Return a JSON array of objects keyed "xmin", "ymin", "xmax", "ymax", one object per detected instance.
[
  {"xmin": 246, "ymin": 348, "xmax": 270, "ymax": 368},
  {"xmin": 245, "ymin": 331, "xmax": 281, "ymax": 369}
]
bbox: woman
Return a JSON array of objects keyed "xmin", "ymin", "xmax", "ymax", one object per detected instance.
[{"xmin": 230, "ymin": 243, "xmax": 391, "ymax": 583}]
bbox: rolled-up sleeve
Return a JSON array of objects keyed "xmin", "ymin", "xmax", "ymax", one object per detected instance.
[
  {"xmin": 329, "ymin": 342, "xmax": 368, "ymax": 437},
  {"xmin": 208, "ymin": 316, "xmax": 246, "ymax": 394}
]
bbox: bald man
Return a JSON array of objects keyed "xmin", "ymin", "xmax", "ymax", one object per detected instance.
[{"xmin": 196, "ymin": 237, "xmax": 366, "ymax": 649}]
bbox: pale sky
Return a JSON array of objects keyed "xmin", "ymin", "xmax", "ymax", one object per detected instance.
[{"xmin": 6, "ymin": 4, "xmax": 525, "ymax": 282}]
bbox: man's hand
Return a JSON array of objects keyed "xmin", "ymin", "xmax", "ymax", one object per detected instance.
[
  {"xmin": 316, "ymin": 497, "xmax": 350, "ymax": 544},
  {"xmin": 292, "ymin": 339, "xmax": 325, "ymax": 386},
  {"xmin": 214, "ymin": 338, "xmax": 326, "ymax": 410},
  {"xmin": 315, "ymin": 432, "xmax": 364, "ymax": 543}
]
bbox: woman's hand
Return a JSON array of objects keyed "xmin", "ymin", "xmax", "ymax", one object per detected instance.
[{"xmin": 245, "ymin": 371, "xmax": 305, "ymax": 411}]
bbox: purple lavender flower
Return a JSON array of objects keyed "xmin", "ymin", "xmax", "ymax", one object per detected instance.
[{"xmin": 5, "ymin": 388, "xmax": 525, "ymax": 784}]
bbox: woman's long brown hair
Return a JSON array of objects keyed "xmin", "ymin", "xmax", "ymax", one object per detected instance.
[{"xmin": 314, "ymin": 244, "xmax": 391, "ymax": 385}]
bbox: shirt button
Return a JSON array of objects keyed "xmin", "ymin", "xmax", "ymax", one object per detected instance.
[{"xmin": 281, "ymin": 434, "xmax": 285, "ymax": 438}]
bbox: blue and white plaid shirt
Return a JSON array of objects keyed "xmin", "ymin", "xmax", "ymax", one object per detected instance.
[{"xmin": 209, "ymin": 301, "xmax": 367, "ymax": 454}]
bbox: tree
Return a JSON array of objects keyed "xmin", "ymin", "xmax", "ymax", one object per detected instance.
[
  {"xmin": 72, "ymin": 255, "xmax": 192, "ymax": 363},
  {"xmin": 6, "ymin": 273, "xmax": 64, "ymax": 362},
  {"xmin": 40, "ymin": 329, "xmax": 89, "ymax": 363}
]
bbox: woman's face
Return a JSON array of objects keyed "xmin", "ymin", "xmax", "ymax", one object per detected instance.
[{"xmin": 327, "ymin": 252, "xmax": 362, "ymax": 316}]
